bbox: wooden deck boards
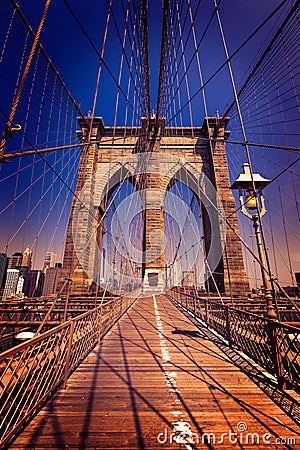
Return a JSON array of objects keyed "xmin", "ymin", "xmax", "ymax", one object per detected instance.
[{"xmin": 10, "ymin": 295, "xmax": 300, "ymax": 449}]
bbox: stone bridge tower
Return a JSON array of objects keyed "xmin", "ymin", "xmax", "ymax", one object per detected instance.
[{"xmin": 58, "ymin": 115, "xmax": 249, "ymax": 297}]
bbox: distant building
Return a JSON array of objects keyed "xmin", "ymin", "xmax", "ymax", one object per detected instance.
[
  {"xmin": 21, "ymin": 247, "xmax": 32, "ymax": 273},
  {"xmin": 8, "ymin": 252, "xmax": 23, "ymax": 270},
  {"xmin": 16, "ymin": 276, "xmax": 24, "ymax": 295},
  {"xmin": 182, "ymin": 270, "xmax": 195, "ymax": 287},
  {"xmin": 281, "ymin": 285, "xmax": 300, "ymax": 298},
  {"xmin": 0, "ymin": 253, "xmax": 8, "ymax": 293},
  {"xmin": 43, "ymin": 252, "xmax": 57, "ymax": 271},
  {"xmin": 42, "ymin": 263, "xmax": 62, "ymax": 296},
  {"xmin": 23, "ymin": 270, "xmax": 44, "ymax": 297},
  {"xmin": 2, "ymin": 269, "xmax": 19, "ymax": 299}
]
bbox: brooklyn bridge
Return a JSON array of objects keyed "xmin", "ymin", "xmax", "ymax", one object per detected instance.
[{"xmin": 0, "ymin": 0, "xmax": 299, "ymax": 448}]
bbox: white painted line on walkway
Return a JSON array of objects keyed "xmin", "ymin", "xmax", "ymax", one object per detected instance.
[{"xmin": 153, "ymin": 295, "xmax": 196, "ymax": 449}]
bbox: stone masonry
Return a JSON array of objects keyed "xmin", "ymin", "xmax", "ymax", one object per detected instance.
[{"xmin": 58, "ymin": 116, "xmax": 250, "ymax": 296}]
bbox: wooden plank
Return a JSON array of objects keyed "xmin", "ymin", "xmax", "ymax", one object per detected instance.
[{"xmin": 9, "ymin": 294, "xmax": 300, "ymax": 449}]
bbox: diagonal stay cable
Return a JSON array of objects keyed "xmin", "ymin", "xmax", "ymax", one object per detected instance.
[
  {"xmin": 0, "ymin": 105, "xmax": 83, "ymax": 204},
  {"xmin": 0, "ymin": 0, "xmax": 51, "ymax": 153},
  {"xmin": 1, "ymin": 0, "xmax": 86, "ymax": 153},
  {"xmin": 0, "ymin": 133, "xmax": 147, "ymax": 160},
  {"xmin": 225, "ymin": 140, "xmax": 300, "ymax": 153}
]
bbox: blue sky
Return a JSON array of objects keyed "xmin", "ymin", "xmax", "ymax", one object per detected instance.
[
  {"xmin": 18, "ymin": 0, "xmax": 290, "ymax": 121},
  {"xmin": 1, "ymin": 0, "xmax": 298, "ymax": 286}
]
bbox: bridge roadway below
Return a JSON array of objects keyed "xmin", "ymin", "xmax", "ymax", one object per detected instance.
[{"xmin": 10, "ymin": 295, "xmax": 300, "ymax": 449}]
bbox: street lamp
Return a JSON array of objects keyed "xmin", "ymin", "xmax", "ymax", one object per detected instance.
[{"xmin": 231, "ymin": 163, "xmax": 277, "ymax": 320}]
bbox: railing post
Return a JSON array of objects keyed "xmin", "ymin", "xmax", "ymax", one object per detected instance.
[
  {"xmin": 193, "ymin": 295, "xmax": 196, "ymax": 316},
  {"xmin": 268, "ymin": 321, "xmax": 286, "ymax": 389},
  {"xmin": 114, "ymin": 297, "xmax": 117, "ymax": 323},
  {"xmin": 63, "ymin": 320, "xmax": 75, "ymax": 389},
  {"xmin": 225, "ymin": 306, "xmax": 232, "ymax": 348},
  {"xmin": 98, "ymin": 306, "xmax": 102, "ymax": 344},
  {"xmin": 205, "ymin": 299, "xmax": 209, "ymax": 325},
  {"xmin": 63, "ymin": 278, "xmax": 72, "ymax": 323}
]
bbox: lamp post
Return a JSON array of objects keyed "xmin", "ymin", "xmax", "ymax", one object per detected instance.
[{"xmin": 231, "ymin": 163, "xmax": 277, "ymax": 320}]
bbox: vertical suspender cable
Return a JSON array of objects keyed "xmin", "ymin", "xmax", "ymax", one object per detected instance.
[
  {"xmin": 223, "ymin": 0, "xmax": 299, "ymax": 118},
  {"xmin": 213, "ymin": 0, "xmax": 278, "ymax": 317},
  {"xmin": 0, "ymin": 0, "xmax": 51, "ymax": 154},
  {"xmin": 156, "ymin": 0, "xmax": 170, "ymax": 123},
  {"xmin": 141, "ymin": 0, "xmax": 151, "ymax": 124}
]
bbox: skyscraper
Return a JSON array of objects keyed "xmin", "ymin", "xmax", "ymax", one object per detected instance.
[
  {"xmin": 43, "ymin": 252, "xmax": 57, "ymax": 271},
  {"xmin": 21, "ymin": 247, "xmax": 32, "ymax": 271},
  {"xmin": 42, "ymin": 263, "xmax": 62, "ymax": 296},
  {"xmin": 2, "ymin": 269, "xmax": 19, "ymax": 299},
  {"xmin": 295, "ymin": 272, "xmax": 300, "ymax": 288},
  {"xmin": 0, "ymin": 253, "xmax": 8, "ymax": 293},
  {"xmin": 23, "ymin": 270, "xmax": 44, "ymax": 298},
  {"xmin": 16, "ymin": 276, "xmax": 24, "ymax": 295},
  {"xmin": 8, "ymin": 252, "xmax": 23, "ymax": 270}
]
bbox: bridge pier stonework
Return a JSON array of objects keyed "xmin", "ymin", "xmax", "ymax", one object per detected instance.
[{"xmin": 58, "ymin": 116, "xmax": 249, "ymax": 297}]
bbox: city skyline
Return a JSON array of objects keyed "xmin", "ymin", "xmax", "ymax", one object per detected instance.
[{"xmin": 0, "ymin": 248, "xmax": 61, "ymax": 299}]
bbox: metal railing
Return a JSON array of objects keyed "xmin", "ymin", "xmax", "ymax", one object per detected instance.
[
  {"xmin": 169, "ymin": 288, "xmax": 300, "ymax": 393},
  {"xmin": 0, "ymin": 295, "xmax": 136, "ymax": 448}
]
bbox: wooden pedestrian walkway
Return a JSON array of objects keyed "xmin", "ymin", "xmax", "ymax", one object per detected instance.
[{"xmin": 10, "ymin": 295, "xmax": 300, "ymax": 449}]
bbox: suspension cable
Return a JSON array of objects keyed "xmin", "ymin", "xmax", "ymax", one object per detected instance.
[
  {"xmin": 223, "ymin": 0, "xmax": 299, "ymax": 117},
  {"xmin": 0, "ymin": 0, "xmax": 51, "ymax": 154},
  {"xmin": 63, "ymin": 0, "xmax": 139, "ymax": 120},
  {"xmin": 166, "ymin": 0, "xmax": 291, "ymax": 124},
  {"xmin": 213, "ymin": 0, "xmax": 276, "ymax": 303},
  {"xmin": 156, "ymin": 0, "xmax": 170, "ymax": 122}
]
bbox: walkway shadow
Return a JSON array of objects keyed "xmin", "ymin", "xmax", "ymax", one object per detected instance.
[
  {"xmin": 134, "ymin": 297, "xmax": 300, "ymax": 447},
  {"xmin": 9, "ymin": 342, "xmax": 105, "ymax": 450},
  {"xmin": 217, "ymin": 342, "xmax": 300, "ymax": 426},
  {"xmin": 7, "ymin": 396, "xmax": 67, "ymax": 449},
  {"xmin": 79, "ymin": 342, "xmax": 104, "ymax": 449},
  {"xmin": 172, "ymin": 298, "xmax": 300, "ymax": 428},
  {"xmin": 171, "ymin": 329, "xmax": 202, "ymax": 338},
  {"xmin": 124, "ymin": 309, "xmax": 214, "ymax": 450},
  {"xmin": 117, "ymin": 322, "xmax": 145, "ymax": 450}
]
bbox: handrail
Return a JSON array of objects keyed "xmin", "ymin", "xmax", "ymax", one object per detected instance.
[
  {"xmin": 0, "ymin": 295, "xmax": 137, "ymax": 448},
  {"xmin": 169, "ymin": 288, "xmax": 300, "ymax": 393}
]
